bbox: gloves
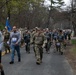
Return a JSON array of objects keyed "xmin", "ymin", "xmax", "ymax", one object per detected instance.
[{"xmin": 7, "ymin": 41, "xmax": 9, "ymax": 44}]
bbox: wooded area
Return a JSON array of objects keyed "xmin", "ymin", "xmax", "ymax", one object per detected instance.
[{"xmin": 0, "ymin": 0, "xmax": 76, "ymax": 35}]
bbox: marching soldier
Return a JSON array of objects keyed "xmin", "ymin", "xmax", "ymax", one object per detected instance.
[
  {"xmin": 33, "ymin": 28, "xmax": 46, "ymax": 65},
  {"xmin": 53, "ymin": 29, "xmax": 58, "ymax": 41},
  {"xmin": 23, "ymin": 30, "xmax": 30, "ymax": 53},
  {"xmin": 67, "ymin": 29, "xmax": 72, "ymax": 44},
  {"xmin": 30, "ymin": 29, "xmax": 36, "ymax": 56},
  {"xmin": 44, "ymin": 28, "xmax": 51, "ymax": 54},
  {"xmin": 56, "ymin": 30, "xmax": 65, "ymax": 55},
  {"xmin": 4, "ymin": 28, "xmax": 10, "ymax": 54},
  {"xmin": 52, "ymin": 29, "xmax": 58, "ymax": 52}
]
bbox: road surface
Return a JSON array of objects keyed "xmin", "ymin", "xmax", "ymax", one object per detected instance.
[{"xmin": 2, "ymin": 46, "xmax": 74, "ymax": 75}]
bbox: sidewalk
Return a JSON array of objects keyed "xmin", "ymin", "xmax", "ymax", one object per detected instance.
[{"xmin": 71, "ymin": 37, "xmax": 76, "ymax": 40}]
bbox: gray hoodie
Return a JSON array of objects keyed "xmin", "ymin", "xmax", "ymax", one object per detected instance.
[{"xmin": 9, "ymin": 31, "xmax": 21, "ymax": 45}]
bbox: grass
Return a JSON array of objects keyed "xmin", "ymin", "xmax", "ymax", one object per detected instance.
[
  {"xmin": 72, "ymin": 47, "xmax": 76, "ymax": 54},
  {"xmin": 71, "ymin": 39, "xmax": 76, "ymax": 45},
  {"xmin": 71, "ymin": 39, "xmax": 76, "ymax": 54}
]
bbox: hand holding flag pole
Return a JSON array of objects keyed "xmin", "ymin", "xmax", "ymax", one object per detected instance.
[{"xmin": 5, "ymin": 17, "xmax": 12, "ymax": 32}]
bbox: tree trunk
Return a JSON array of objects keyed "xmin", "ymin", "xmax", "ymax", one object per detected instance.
[
  {"xmin": 47, "ymin": 0, "xmax": 53, "ymax": 28},
  {"xmin": 72, "ymin": 22, "xmax": 76, "ymax": 36}
]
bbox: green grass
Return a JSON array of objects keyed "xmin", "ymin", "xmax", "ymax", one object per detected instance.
[
  {"xmin": 72, "ymin": 47, "xmax": 76, "ymax": 54},
  {"xmin": 71, "ymin": 39, "xmax": 76, "ymax": 45},
  {"xmin": 0, "ymin": 22, "xmax": 5, "ymax": 30},
  {"xmin": 71, "ymin": 39, "xmax": 76, "ymax": 54}
]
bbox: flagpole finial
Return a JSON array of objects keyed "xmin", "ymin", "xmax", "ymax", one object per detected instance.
[{"xmin": 7, "ymin": 17, "xmax": 9, "ymax": 20}]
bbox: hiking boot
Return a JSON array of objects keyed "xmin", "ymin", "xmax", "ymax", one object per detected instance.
[
  {"xmin": 36, "ymin": 59, "xmax": 41, "ymax": 65},
  {"xmin": 36, "ymin": 61, "xmax": 40, "ymax": 65},
  {"xmin": 9, "ymin": 61, "xmax": 14, "ymax": 64},
  {"xmin": 18, "ymin": 58, "xmax": 21, "ymax": 62},
  {"xmin": 60, "ymin": 52, "xmax": 63, "ymax": 55}
]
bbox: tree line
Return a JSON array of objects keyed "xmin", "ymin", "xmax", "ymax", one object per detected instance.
[{"xmin": 0, "ymin": 0, "xmax": 76, "ymax": 36}]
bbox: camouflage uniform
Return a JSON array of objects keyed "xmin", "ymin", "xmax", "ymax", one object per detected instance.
[
  {"xmin": 19, "ymin": 28, "xmax": 25, "ymax": 47},
  {"xmin": 4, "ymin": 30, "xmax": 10, "ymax": 54},
  {"xmin": 30, "ymin": 30, "xmax": 36, "ymax": 56},
  {"xmin": 56, "ymin": 30, "xmax": 64, "ymax": 55},
  {"xmin": 33, "ymin": 29, "xmax": 46, "ymax": 64}
]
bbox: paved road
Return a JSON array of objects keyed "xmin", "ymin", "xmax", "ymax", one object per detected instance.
[{"xmin": 2, "ymin": 46, "xmax": 74, "ymax": 75}]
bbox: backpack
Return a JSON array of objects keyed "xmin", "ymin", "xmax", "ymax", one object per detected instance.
[{"xmin": 58, "ymin": 35, "xmax": 64, "ymax": 42}]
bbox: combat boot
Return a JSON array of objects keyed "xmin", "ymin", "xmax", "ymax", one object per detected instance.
[
  {"xmin": 18, "ymin": 58, "xmax": 21, "ymax": 62},
  {"xmin": 60, "ymin": 51, "xmax": 63, "ymax": 55},
  {"xmin": 9, "ymin": 61, "xmax": 14, "ymax": 64},
  {"xmin": 36, "ymin": 59, "xmax": 41, "ymax": 65}
]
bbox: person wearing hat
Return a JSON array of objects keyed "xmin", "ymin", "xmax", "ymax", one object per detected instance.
[
  {"xmin": 33, "ymin": 28, "xmax": 46, "ymax": 65},
  {"xmin": 56, "ymin": 30, "xmax": 65, "ymax": 55},
  {"xmin": 4, "ymin": 28, "xmax": 10, "ymax": 54},
  {"xmin": 23, "ymin": 30, "xmax": 30, "ymax": 53}
]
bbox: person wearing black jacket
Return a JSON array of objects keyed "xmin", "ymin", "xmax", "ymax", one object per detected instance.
[{"xmin": 23, "ymin": 30, "xmax": 30, "ymax": 53}]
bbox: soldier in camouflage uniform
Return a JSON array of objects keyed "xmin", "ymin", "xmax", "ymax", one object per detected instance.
[
  {"xmin": 30, "ymin": 27, "xmax": 40, "ymax": 56},
  {"xmin": 4, "ymin": 29, "xmax": 10, "ymax": 54},
  {"xmin": 56, "ymin": 30, "xmax": 65, "ymax": 55},
  {"xmin": 30, "ymin": 29, "xmax": 36, "ymax": 55},
  {"xmin": 33, "ymin": 28, "xmax": 46, "ymax": 65}
]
